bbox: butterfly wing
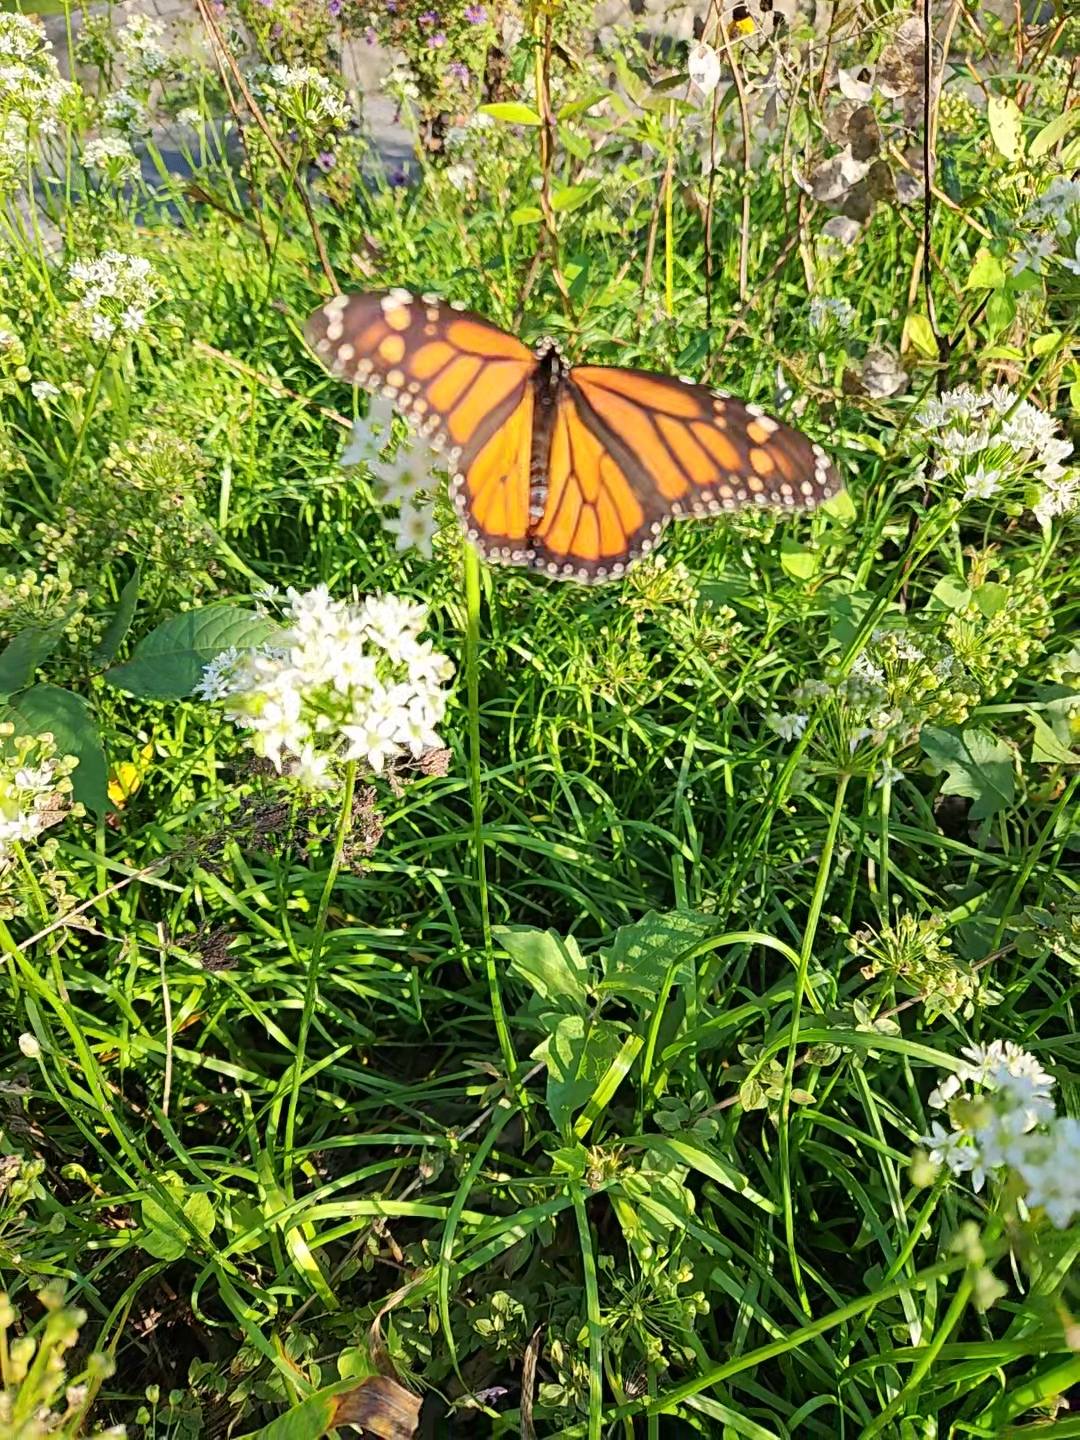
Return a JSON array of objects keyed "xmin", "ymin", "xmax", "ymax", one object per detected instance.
[
  {"xmin": 539, "ymin": 364, "xmax": 841, "ymax": 581},
  {"xmin": 305, "ymin": 288, "xmax": 538, "ymax": 557}
]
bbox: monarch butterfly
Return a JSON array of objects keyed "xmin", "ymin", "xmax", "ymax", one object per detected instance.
[{"xmin": 305, "ymin": 288, "xmax": 841, "ymax": 583}]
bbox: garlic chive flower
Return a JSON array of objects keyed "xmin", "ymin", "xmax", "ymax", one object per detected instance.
[{"xmin": 196, "ymin": 586, "xmax": 454, "ymax": 780}]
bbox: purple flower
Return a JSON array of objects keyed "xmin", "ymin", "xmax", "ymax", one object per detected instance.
[
  {"xmin": 328, "ymin": 0, "xmax": 343, "ymax": 15},
  {"xmin": 446, "ymin": 59, "xmax": 469, "ymax": 82},
  {"xmin": 387, "ymin": 163, "xmax": 408, "ymax": 186},
  {"xmin": 364, "ymin": 25, "xmax": 377, "ymax": 42},
  {"xmin": 255, "ymin": 0, "xmax": 273, "ymax": 7},
  {"xmin": 418, "ymin": 8, "xmax": 437, "ymax": 23},
  {"xmin": 465, "ymin": 4, "xmax": 486, "ymax": 21},
  {"xmin": 315, "ymin": 151, "xmax": 335, "ymax": 170},
  {"xmin": 428, "ymin": 29, "xmax": 446, "ymax": 46},
  {"xmin": 385, "ymin": 0, "xmax": 397, "ymax": 9}
]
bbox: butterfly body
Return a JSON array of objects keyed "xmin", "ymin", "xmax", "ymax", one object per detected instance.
[{"xmin": 306, "ymin": 288, "xmax": 841, "ymax": 582}]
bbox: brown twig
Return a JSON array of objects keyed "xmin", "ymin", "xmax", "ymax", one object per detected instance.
[
  {"xmin": 716, "ymin": 14, "xmax": 752, "ymax": 305},
  {"xmin": 194, "ymin": 0, "xmax": 339, "ymax": 294}
]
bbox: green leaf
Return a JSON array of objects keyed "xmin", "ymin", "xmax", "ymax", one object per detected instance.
[
  {"xmin": 1028, "ymin": 711, "xmax": 1080, "ymax": 766},
  {"xmin": 0, "ymin": 627, "xmax": 64, "ymax": 698},
  {"xmin": 1029, "ymin": 107, "xmax": 1080, "ymax": 158},
  {"xmin": 985, "ymin": 291, "xmax": 1016, "ymax": 335},
  {"xmin": 497, "ymin": 925, "xmax": 589, "ymax": 1011},
  {"xmin": 598, "ymin": 909, "xmax": 718, "ymax": 1009},
  {"xmin": 823, "ymin": 488, "xmax": 856, "ymax": 524},
  {"xmin": 140, "ymin": 1188, "xmax": 216, "ymax": 1261},
  {"xmin": 1032, "ymin": 331, "xmax": 1063, "ymax": 358},
  {"xmin": 237, "ymin": 1376, "xmax": 421, "ymax": 1440},
  {"xmin": 1, "ymin": 685, "xmax": 108, "ymax": 814},
  {"xmin": 904, "ymin": 313, "xmax": 939, "ymax": 359},
  {"xmin": 987, "ymin": 95, "xmax": 1023, "ymax": 161},
  {"xmin": 532, "ymin": 1015, "xmax": 624, "ymax": 1132},
  {"xmin": 93, "ymin": 567, "xmax": 141, "ymax": 667},
  {"xmin": 963, "ymin": 247, "xmax": 1006, "ymax": 290},
  {"xmin": 510, "ymin": 205, "xmax": 542, "ymax": 226},
  {"xmin": 928, "ymin": 576, "xmax": 973, "ymax": 612},
  {"xmin": 105, "ymin": 605, "xmax": 280, "ymax": 699},
  {"xmin": 551, "ymin": 183, "xmax": 595, "ymax": 214},
  {"xmin": 920, "ymin": 726, "xmax": 1016, "ymax": 821},
  {"xmin": 973, "ymin": 581, "xmax": 1009, "ymax": 618},
  {"xmin": 779, "ymin": 538, "xmax": 817, "ymax": 581},
  {"xmin": 478, "ymin": 102, "xmax": 542, "ymax": 126},
  {"xmin": 557, "ymin": 90, "xmax": 610, "ymax": 119}
]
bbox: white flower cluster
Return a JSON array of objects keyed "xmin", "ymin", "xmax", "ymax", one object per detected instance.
[
  {"xmin": 924, "ymin": 1041, "xmax": 1080, "ymax": 1228},
  {"xmin": 82, "ymin": 135, "xmax": 140, "ymax": 182},
  {"xmin": 915, "ymin": 383, "xmax": 1077, "ymax": 526},
  {"xmin": 115, "ymin": 12, "xmax": 170, "ymax": 82},
  {"xmin": 0, "ymin": 13, "xmax": 76, "ymax": 132},
  {"xmin": 809, "ymin": 296, "xmax": 856, "ymax": 333},
  {"xmin": 252, "ymin": 64, "xmax": 352, "ymax": 139},
  {"xmin": 66, "ymin": 250, "xmax": 157, "ymax": 343},
  {"xmin": 196, "ymin": 586, "xmax": 454, "ymax": 780},
  {"xmin": 101, "ymin": 87, "xmax": 149, "ymax": 138},
  {"xmin": 1013, "ymin": 177, "xmax": 1080, "ymax": 276},
  {"xmin": 0, "ymin": 731, "xmax": 76, "ymax": 864},
  {"xmin": 341, "ymin": 397, "xmax": 441, "ymax": 559}
]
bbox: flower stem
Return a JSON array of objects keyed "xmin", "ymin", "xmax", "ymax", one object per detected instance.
[
  {"xmin": 463, "ymin": 546, "xmax": 517, "ymax": 1092},
  {"xmin": 283, "ymin": 757, "xmax": 357, "ymax": 1192}
]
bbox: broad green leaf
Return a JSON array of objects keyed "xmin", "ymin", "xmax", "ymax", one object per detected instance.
[
  {"xmin": 105, "ymin": 605, "xmax": 280, "ymax": 699},
  {"xmin": 973, "ymin": 581, "xmax": 1009, "ymax": 618},
  {"xmin": 904, "ymin": 312, "xmax": 939, "ymax": 359},
  {"xmin": 532, "ymin": 1015, "xmax": 624, "ymax": 1132},
  {"xmin": 497, "ymin": 925, "xmax": 589, "ymax": 1011},
  {"xmin": 140, "ymin": 1188, "xmax": 216, "ymax": 1261},
  {"xmin": 963, "ymin": 248, "xmax": 1005, "ymax": 290},
  {"xmin": 928, "ymin": 576, "xmax": 973, "ymax": 612},
  {"xmin": 598, "ymin": 909, "xmax": 718, "ymax": 1009},
  {"xmin": 987, "ymin": 95, "xmax": 1023, "ymax": 161},
  {"xmin": 0, "ymin": 627, "xmax": 63, "ymax": 698},
  {"xmin": 920, "ymin": 726, "xmax": 1015, "ymax": 821},
  {"xmin": 238, "ymin": 1376, "xmax": 421, "ymax": 1440},
  {"xmin": 780, "ymin": 538, "xmax": 817, "ymax": 581},
  {"xmin": 93, "ymin": 566, "xmax": 141, "ymax": 667},
  {"xmin": 1030, "ymin": 107, "xmax": 1080, "ymax": 158},
  {"xmin": 1029, "ymin": 711, "xmax": 1080, "ymax": 766},
  {"xmin": 478, "ymin": 102, "xmax": 542, "ymax": 125},
  {"xmin": 557, "ymin": 90, "xmax": 610, "ymax": 119},
  {"xmin": 551, "ymin": 183, "xmax": 595, "ymax": 213},
  {"xmin": 823, "ymin": 488, "xmax": 856, "ymax": 523},
  {"xmin": 510, "ymin": 205, "xmax": 542, "ymax": 226},
  {"xmin": 986, "ymin": 291, "xmax": 1016, "ymax": 335},
  {"xmin": 1032, "ymin": 330, "xmax": 1063, "ymax": 358},
  {"xmin": 1, "ymin": 685, "xmax": 108, "ymax": 814}
]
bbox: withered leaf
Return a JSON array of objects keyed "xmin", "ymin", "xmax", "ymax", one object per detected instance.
[
  {"xmin": 334, "ymin": 1376, "xmax": 422, "ymax": 1440},
  {"xmin": 848, "ymin": 105, "xmax": 882, "ymax": 161}
]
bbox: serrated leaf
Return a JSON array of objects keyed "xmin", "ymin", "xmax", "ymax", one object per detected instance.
[
  {"xmin": 921, "ymin": 725, "xmax": 1015, "ymax": 821},
  {"xmin": 1029, "ymin": 711, "xmax": 1080, "ymax": 765},
  {"xmin": 0, "ymin": 627, "xmax": 64, "ymax": 698},
  {"xmin": 93, "ymin": 567, "xmax": 141, "ymax": 667},
  {"xmin": 598, "ymin": 909, "xmax": 718, "ymax": 1009},
  {"xmin": 780, "ymin": 538, "xmax": 818, "ymax": 581},
  {"xmin": 963, "ymin": 247, "xmax": 1006, "ymax": 290},
  {"xmin": 496, "ymin": 925, "xmax": 589, "ymax": 1012},
  {"xmin": 478, "ymin": 102, "xmax": 542, "ymax": 125},
  {"xmin": 105, "ymin": 605, "xmax": 280, "ymax": 699},
  {"xmin": 1, "ymin": 685, "xmax": 108, "ymax": 814},
  {"xmin": 988, "ymin": 95, "xmax": 1023, "ymax": 161},
  {"xmin": 1029, "ymin": 107, "xmax": 1080, "ymax": 158}
]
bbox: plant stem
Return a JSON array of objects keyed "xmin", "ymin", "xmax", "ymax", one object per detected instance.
[
  {"xmin": 780, "ymin": 771, "xmax": 850, "ymax": 1315},
  {"xmin": 283, "ymin": 757, "xmax": 356, "ymax": 1192},
  {"xmin": 463, "ymin": 545, "xmax": 517, "ymax": 1092}
]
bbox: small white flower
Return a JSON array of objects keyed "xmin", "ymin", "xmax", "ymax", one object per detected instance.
[
  {"xmin": 342, "ymin": 714, "xmax": 399, "ymax": 773},
  {"xmin": 1011, "ymin": 233, "xmax": 1056, "ymax": 276},
  {"xmin": 874, "ymin": 758, "xmax": 904, "ymax": 789},
  {"xmin": 31, "ymin": 379, "xmax": 59, "ymax": 401},
  {"xmin": 1059, "ymin": 237, "xmax": 1080, "ymax": 276},
  {"xmin": 767, "ymin": 712, "xmax": 809, "ymax": 741},
  {"xmin": 962, "ymin": 464, "xmax": 1002, "ymax": 501},
  {"xmin": 289, "ymin": 744, "xmax": 335, "ymax": 790},
  {"xmin": 18, "ymin": 1032, "xmax": 41, "ymax": 1058},
  {"xmin": 688, "ymin": 42, "xmax": 721, "ymax": 97},
  {"xmin": 444, "ymin": 162, "xmax": 473, "ymax": 192},
  {"xmin": 385, "ymin": 498, "xmax": 438, "ymax": 558}
]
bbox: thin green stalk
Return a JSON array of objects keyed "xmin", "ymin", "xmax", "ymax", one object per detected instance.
[
  {"xmin": 463, "ymin": 546, "xmax": 517, "ymax": 1091},
  {"xmin": 780, "ymin": 772, "xmax": 850, "ymax": 1315},
  {"xmin": 283, "ymin": 758, "xmax": 357, "ymax": 1193},
  {"xmin": 66, "ymin": 349, "xmax": 111, "ymax": 481},
  {"xmin": 992, "ymin": 771, "xmax": 1079, "ymax": 949}
]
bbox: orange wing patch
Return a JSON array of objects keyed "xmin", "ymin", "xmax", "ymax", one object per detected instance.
[
  {"xmin": 531, "ymin": 391, "xmax": 657, "ymax": 580},
  {"xmin": 452, "ymin": 387, "xmax": 534, "ymax": 559},
  {"xmin": 571, "ymin": 365, "xmax": 840, "ymax": 519},
  {"xmin": 305, "ymin": 289, "xmax": 536, "ymax": 465}
]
